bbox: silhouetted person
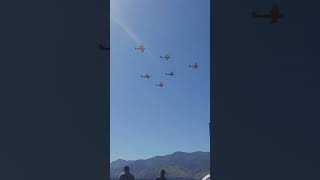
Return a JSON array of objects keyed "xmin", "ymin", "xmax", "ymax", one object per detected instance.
[
  {"xmin": 119, "ymin": 166, "xmax": 135, "ymax": 180},
  {"xmin": 155, "ymin": 169, "xmax": 166, "ymax": 180}
]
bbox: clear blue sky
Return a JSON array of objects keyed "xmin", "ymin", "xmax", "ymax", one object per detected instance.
[{"xmin": 110, "ymin": 0, "xmax": 210, "ymax": 162}]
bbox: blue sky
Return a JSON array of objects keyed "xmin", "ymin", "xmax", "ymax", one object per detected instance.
[{"xmin": 110, "ymin": 0, "xmax": 210, "ymax": 162}]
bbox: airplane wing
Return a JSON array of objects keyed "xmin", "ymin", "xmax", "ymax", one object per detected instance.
[{"xmin": 99, "ymin": 45, "xmax": 109, "ymax": 51}]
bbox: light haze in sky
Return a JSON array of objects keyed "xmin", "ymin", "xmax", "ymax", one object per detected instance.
[{"xmin": 110, "ymin": 0, "xmax": 210, "ymax": 162}]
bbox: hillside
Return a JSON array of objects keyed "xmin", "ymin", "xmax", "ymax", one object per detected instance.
[{"xmin": 110, "ymin": 151, "xmax": 210, "ymax": 180}]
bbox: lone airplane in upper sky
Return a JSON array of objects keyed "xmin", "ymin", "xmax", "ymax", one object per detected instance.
[
  {"xmin": 141, "ymin": 74, "xmax": 151, "ymax": 79},
  {"xmin": 99, "ymin": 44, "xmax": 109, "ymax": 51},
  {"xmin": 135, "ymin": 43, "xmax": 145, "ymax": 53},
  {"xmin": 156, "ymin": 81, "xmax": 164, "ymax": 87},
  {"xmin": 160, "ymin": 54, "xmax": 171, "ymax": 60},
  {"xmin": 189, "ymin": 63, "xmax": 199, "ymax": 69},
  {"xmin": 252, "ymin": 3, "xmax": 284, "ymax": 24},
  {"xmin": 165, "ymin": 72, "xmax": 175, "ymax": 77}
]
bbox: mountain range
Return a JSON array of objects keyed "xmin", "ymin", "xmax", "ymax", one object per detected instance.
[{"xmin": 110, "ymin": 151, "xmax": 210, "ymax": 180}]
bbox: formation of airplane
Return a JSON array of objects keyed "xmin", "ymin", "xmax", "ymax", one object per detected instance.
[
  {"xmin": 141, "ymin": 74, "xmax": 151, "ymax": 79},
  {"xmin": 135, "ymin": 43, "xmax": 145, "ymax": 53},
  {"xmin": 99, "ymin": 44, "xmax": 110, "ymax": 51},
  {"xmin": 160, "ymin": 54, "xmax": 171, "ymax": 60},
  {"xmin": 156, "ymin": 81, "xmax": 164, "ymax": 87},
  {"xmin": 165, "ymin": 72, "xmax": 175, "ymax": 77},
  {"xmin": 252, "ymin": 3, "xmax": 284, "ymax": 24},
  {"xmin": 189, "ymin": 63, "xmax": 199, "ymax": 69},
  {"xmin": 133, "ymin": 43, "xmax": 200, "ymax": 88}
]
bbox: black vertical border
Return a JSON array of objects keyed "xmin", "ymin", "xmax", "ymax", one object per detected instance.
[
  {"xmin": 105, "ymin": 0, "xmax": 110, "ymax": 179},
  {"xmin": 210, "ymin": 0, "xmax": 215, "ymax": 179}
]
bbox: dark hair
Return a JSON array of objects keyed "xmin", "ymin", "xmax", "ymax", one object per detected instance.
[
  {"xmin": 124, "ymin": 166, "xmax": 130, "ymax": 171},
  {"xmin": 160, "ymin": 169, "xmax": 165, "ymax": 175}
]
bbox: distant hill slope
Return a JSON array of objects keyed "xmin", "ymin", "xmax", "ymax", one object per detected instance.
[{"xmin": 110, "ymin": 151, "xmax": 210, "ymax": 180}]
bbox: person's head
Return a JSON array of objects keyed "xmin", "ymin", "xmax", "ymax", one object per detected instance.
[
  {"xmin": 160, "ymin": 169, "xmax": 165, "ymax": 176},
  {"xmin": 124, "ymin": 166, "xmax": 130, "ymax": 173}
]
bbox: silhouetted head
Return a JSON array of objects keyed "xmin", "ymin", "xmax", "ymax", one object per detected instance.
[
  {"xmin": 160, "ymin": 169, "xmax": 165, "ymax": 176},
  {"xmin": 124, "ymin": 166, "xmax": 130, "ymax": 173}
]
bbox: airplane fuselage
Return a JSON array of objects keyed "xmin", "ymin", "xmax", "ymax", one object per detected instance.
[
  {"xmin": 253, "ymin": 13, "xmax": 283, "ymax": 24},
  {"xmin": 189, "ymin": 64, "xmax": 199, "ymax": 69},
  {"xmin": 160, "ymin": 56, "xmax": 170, "ymax": 60},
  {"xmin": 141, "ymin": 75, "xmax": 150, "ymax": 79},
  {"xmin": 156, "ymin": 82, "xmax": 164, "ymax": 87},
  {"xmin": 252, "ymin": 4, "xmax": 283, "ymax": 24},
  {"xmin": 166, "ymin": 72, "xmax": 174, "ymax": 76},
  {"xmin": 135, "ymin": 47, "xmax": 145, "ymax": 52},
  {"xmin": 135, "ymin": 44, "xmax": 145, "ymax": 52}
]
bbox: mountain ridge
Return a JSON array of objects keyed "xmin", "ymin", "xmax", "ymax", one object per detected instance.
[{"xmin": 110, "ymin": 151, "xmax": 210, "ymax": 180}]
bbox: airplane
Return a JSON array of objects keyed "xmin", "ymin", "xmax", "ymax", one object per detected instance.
[
  {"xmin": 99, "ymin": 44, "xmax": 109, "ymax": 51},
  {"xmin": 189, "ymin": 63, "xmax": 199, "ymax": 69},
  {"xmin": 165, "ymin": 72, "xmax": 175, "ymax": 77},
  {"xmin": 160, "ymin": 54, "xmax": 170, "ymax": 60},
  {"xmin": 252, "ymin": 3, "xmax": 284, "ymax": 24},
  {"xmin": 135, "ymin": 43, "xmax": 145, "ymax": 53},
  {"xmin": 156, "ymin": 81, "xmax": 164, "ymax": 87},
  {"xmin": 141, "ymin": 74, "xmax": 151, "ymax": 79}
]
